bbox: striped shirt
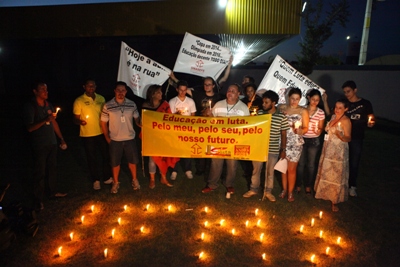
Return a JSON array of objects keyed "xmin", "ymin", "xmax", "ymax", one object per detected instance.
[
  {"xmin": 269, "ymin": 111, "xmax": 290, "ymax": 154},
  {"xmin": 101, "ymin": 97, "xmax": 139, "ymax": 141},
  {"xmin": 303, "ymin": 107, "xmax": 325, "ymax": 138}
]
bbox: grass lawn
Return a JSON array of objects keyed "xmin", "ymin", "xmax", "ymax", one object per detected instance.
[{"xmin": 0, "ymin": 109, "xmax": 399, "ymax": 267}]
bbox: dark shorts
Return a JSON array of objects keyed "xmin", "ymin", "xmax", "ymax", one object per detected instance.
[{"xmin": 109, "ymin": 139, "xmax": 139, "ymax": 167}]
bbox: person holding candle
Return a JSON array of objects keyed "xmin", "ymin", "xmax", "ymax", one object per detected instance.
[
  {"xmin": 168, "ymin": 80, "xmax": 196, "ymax": 180},
  {"xmin": 296, "ymin": 89, "xmax": 326, "ymax": 195},
  {"xmin": 342, "ymin": 81, "xmax": 375, "ymax": 197},
  {"xmin": 278, "ymin": 87, "xmax": 309, "ymax": 202},
  {"xmin": 202, "ymin": 84, "xmax": 250, "ymax": 195},
  {"xmin": 314, "ymin": 98, "xmax": 352, "ymax": 212},
  {"xmin": 141, "ymin": 84, "xmax": 178, "ymax": 188},
  {"xmin": 23, "ymin": 81, "xmax": 67, "ymax": 212},
  {"xmin": 242, "ymin": 90, "xmax": 289, "ymax": 201},
  {"xmin": 73, "ymin": 79, "xmax": 113, "ymax": 190},
  {"xmin": 100, "ymin": 81, "xmax": 141, "ymax": 194}
]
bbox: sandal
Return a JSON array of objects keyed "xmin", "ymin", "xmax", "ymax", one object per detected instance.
[
  {"xmin": 288, "ymin": 193, "xmax": 295, "ymax": 202},
  {"xmin": 279, "ymin": 190, "xmax": 287, "ymax": 198}
]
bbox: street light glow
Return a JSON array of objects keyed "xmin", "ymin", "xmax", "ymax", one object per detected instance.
[{"xmin": 219, "ymin": 0, "xmax": 227, "ymax": 8}]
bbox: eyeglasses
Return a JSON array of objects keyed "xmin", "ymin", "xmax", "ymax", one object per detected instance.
[{"xmin": 204, "ymin": 84, "xmax": 213, "ymax": 87}]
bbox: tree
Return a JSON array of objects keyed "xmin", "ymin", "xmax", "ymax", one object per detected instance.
[{"xmin": 297, "ymin": 0, "xmax": 350, "ymax": 75}]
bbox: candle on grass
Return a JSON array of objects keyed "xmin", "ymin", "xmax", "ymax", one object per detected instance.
[
  {"xmin": 257, "ymin": 219, "xmax": 261, "ymax": 227},
  {"xmin": 310, "ymin": 254, "xmax": 315, "ymax": 263},
  {"xmin": 311, "ymin": 218, "xmax": 315, "ymax": 227},
  {"xmin": 140, "ymin": 226, "xmax": 145, "ymax": 233},
  {"xmin": 201, "ymin": 232, "xmax": 205, "ymax": 240},
  {"xmin": 204, "ymin": 221, "xmax": 208, "ymax": 227},
  {"xmin": 260, "ymin": 233, "xmax": 264, "ymax": 242},
  {"xmin": 204, "ymin": 206, "xmax": 208, "ymax": 213},
  {"xmin": 262, "ymin": 253, "xmax": 266, "ymax": 260},
  {"xmin": 337, "ymin": 237, "xmax": 341, "ymax": 244},
  {"xmin": 231, "ymin": 228, "xmax": 235, "ymax": 235},
  {"xmin": 319, "ymin": 211, "xmax": 323, "ymax": 219},
  {"xmin": 255, "ymin": 209, "xmax": 259, "ymax": 216},
  {"xmin": 167, "ymin": 205, "xmax": 172, "ymax": 211},
  {"xmin": 146, "ymin": 204, "xmax": 150, "ymax": 211},
  {"xmin": 326, "ymin": 247, "xmax": 330, "ymax": 255},
  {"xmin": 58, "ymin": 246, "xmax": 62, "ymax": 256},
  {"xmin": 299, "ymin": 225, "xmax": 304, "ymax": 233},
  {"xmin": 81, "ymin": 215, "xmax": 85, "ymax": 224},
  {"xmin": 124, "ymin": 205, "xmax": 127, "ymax": 211},
  {"xmin": 199, "ymin": 251, "xmax": 204, "ymax": 259},
  {"xmin": 245, "ymin": 220, "xmax": 249, "ymax": 227},
  {"xmin": 91, "ymin": 205, "xmax": 94, "ymax": 213},
  {"xmin": 111, "ymin": 228, "xmax": 115, "ymax": 238},
  {"xmin": 319, "ymin": 230, "xmax": 323, "ymax": 239},
  {"xmin": 220, "ymin": 219, "xmax": 225, "ymax": 226},
  {"xmin": 70, "ymin": 232, "xmax": 74, "ymax": 241},
  {"xmin": 118, "ymin": 217, "xmax": 121, "ymax": 225},
  {"xmin": 104, "ymin": 248, "xmax": 108, "ymax": 258}
]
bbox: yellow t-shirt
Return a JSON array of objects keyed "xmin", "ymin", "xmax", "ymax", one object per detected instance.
[{"xmin": 73, "ymin": 93, "xmax": 105, "ymax": 137}]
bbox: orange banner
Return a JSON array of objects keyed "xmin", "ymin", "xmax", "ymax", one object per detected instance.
[{"xmin": 142, "ymin": 110, "xmax": 271, "ymax": 161}]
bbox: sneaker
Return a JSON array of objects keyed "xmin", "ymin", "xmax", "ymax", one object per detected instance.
[
  {"xmin": 170, "ymin": 172, "xmax": 177, "ymax": 180},
  {"xmin": 349, "ymin": 186, "xmax": 357, "ymax": 197},
  {"xmin": 226, "ymin": 187, "xmax": 235, "ymax": 194},
  {"xmin": 111, "ymin": 182, "xmax": 119, "ymax": 194},
  {"xmin": 104, "ymin": 177, "xmax": 113, "ymax": 184},
  {"xmin": 243, "ymin": 190, "xmax": 257, "ymax": 198},
  {"xmin": 201, "ymin": 186, "xmax": 215, "ymax": 193},
  {"xmin": 132, "ymin": 179, "xmax": 140, "ymax": 190},
  {"xmin": 93, "ymin": 181, "xmax": 101, "ymax": 190},
  {"xmin": 185, "ymin": 171, "xmax": 193, "ymax": 179},
  {"xmin": 263, "ymin": 192, "xmax": 276, "ymax": 202}
]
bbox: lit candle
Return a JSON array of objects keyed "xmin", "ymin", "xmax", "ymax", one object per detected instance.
[
  {"xmin": 252, "ymin": 108, "xmax": 257, "ymax": 115},
  {"xmin": 245, "ymin": 220, "xmax": 249, "ymax": 227},
  {"xmin": 118, "ymin": 217, "xmax": 121, "ymax": 225},
  {"xmin": 310, "ymin": 254, "xmax": 315, "ymax": 263},
  {"xmin": 104, "ymin": 248, "xmax": 108, "ymax": 258},
  {"xmin": 319, "ymin": 230, "xmax": 323, "ymax": 239},
  {"xmin": 55, "ymin": 107, "xmax": 61, "ymax": 115},
  {"xmin": 220, "ymin": 219, "xmax": 225, "ymax": 226},
  {"xmin": 146, "ymin": 204, "xmax": 150, "ymax": 211},
  {"xmin": 368, "ymin": 115, "xmax": 372, "ymax": 124},
  {"xmin": 201, "ymin": 232, "xmax": 204, "ymax": 240},
  {"xmin": 204, "ymin": 221, "xmax": 208, "ymax": 227},
  {"xmin": 140, "ymin": 226, "xmax": 144, "ymax": 233},
  {"xmin": 299, "ymin": 225, "xmax": 304, "ymax": 233},
  {"xmin": 91, "ymin": 205, "xmax": 94, "ymax": 213},
  {"xmin": 70, "ymin": 232, "xmax": 74, "ymax": 241},
  {"xmin": 311, "ymin": 218, "xmax": 315, "ymax": 227},
  {"xmin": 58, "ymin": 246, "xmax": 62, "ymax": 256},
  {"xmin": 257, "ymin": 219, "xmax": 261, "ymax": 227},
  {"xmin": 111, "ymin": 228, "xmax": 115, "ymax": 238},
  {"xmin": 199, "ymin": 251, "xmax": 204, "ymax": 259},
  {"xmin": 260, "ymin": 233, "xmax": 264, "ymax": 242},
  {"xmin": 81, "ymin": 215, "xmax": 85, "ymax": 224},
  {"xmin": 85, "ymin": 115, "xmax": 89, "ymax": 120},
  {"xmin": 204, "ymin": 206, "xmax": 208, "ymax": 213},
  {"xmin": 337, "ymin": 237, "xmax": 341, "ymax": 244},
  {"xmin": 262, "ymin": 253, "xmax": 266, "ymax": 260},
  {"xmin": 294, "ymin": 121, "xmax": 301, "ymax": 129},
  {"xmin": 168, "ymin": 205, "xmax": 172, "ymax": 211},
  {"xmin": 255, "ymin": 209, "xmax": 259, "ymax": 216},
  {"xmin": 208, "ymin": 100, "xmax": 212, "ymax": 110},
  {"xmin": 319, "ymin": 211, "xmax": 323, "ymax": 219},
  {"xmin": 124, "ymin": 205, "xmax": 127, "ymax": 211},
  {"xmin": 326, "ymin": 247, "xmax": 330, "ymax": 255},
  {"xmin": 231, "ymin": 228, "xmax": 235, "ymax": 235}
]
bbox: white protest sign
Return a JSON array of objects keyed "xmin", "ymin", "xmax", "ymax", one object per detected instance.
[
  {"xmin": 173, "ymin": 32, "xmax": 231, "ymax": 80},
  {"xmin": 117, "ymin": 42, "xmax": 171, "ymax": 98},
  {"xmin": 257, "ymin": 55, "xmax": 325, "ymax": 106}
]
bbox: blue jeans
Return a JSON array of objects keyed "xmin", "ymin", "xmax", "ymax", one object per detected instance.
[
  {"xmin": 249, "ymin": 154, "xmax": 279, "ymax": 193},
  {"xmin": 296, "ymin": 137, "xmax": 320, "ymax": 188},
  {"xmin": 348, "ymin": 139, "xmax": 363, "ymax": 187},
  {"xmin": 82, "ymin": 134, "xmax": 111, "ymax": 182},
  {"xmin": 206, "ymin": 159, "xmax": 238, "ymax": 189}
]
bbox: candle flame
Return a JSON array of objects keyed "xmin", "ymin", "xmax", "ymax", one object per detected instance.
[
  {"xmin": 262, "ymin": 253, "xmax": 266, "ymax": 260},
  {"xmin": 58, "ymin": 246, "xmax": 62, "ymax": 256},
  {"xmin": 55, "ymin": 107, "xmax": 61, "ymax": 114},
  {"xmin": 231, "ymin": 228, "xmax": 235, "ymax": 235},
  {"xmin": 257, "ymin": 219, "xmax": 261, "ymax": 226},
  {"xmin": 201, "ymin": 232, "xmax": 204, "ymax": 240},
  {"xmin": 326, "ymin": 247, "xmax": 330, "ymax": 255},
  {"xmin": 146, "ymin": 204, "xmax": 150, "ymax": 211},
  {"xmin": 118, "ymin": 217, "xmax": 121, "ymax": 225},
  {"xmin": 168, "ymin": 205, "xmax": 172, "ymax": 211},
  {"xmin": 81, "ymin": 215, "xmax": 85, "ymax": 224},
  {"xmin": 319, "ymin": 230, "xmax": 323, "ymax": 238},
  {"xmin": 104, "ymin": 248, "xmax": 108, "ymax": 258},
  {"xmin": 70, "ymin": 232, "xmax": 73, "ymax": 241},
  {"xmin": 310, "ymin": 254, "xmax": 315, "ymax": 263},
  {"xmin": 204, "ymin": 206, "xmax": 208, "ymax": 213},
  {"xmin": 260, "ymin": 233, "xmax": 264, "ymax": 242},
  {"xmin": 311, "ymin": 218, "xmax": 315, "ymax": 227},
  {"xmin": 140, "ymin": 226, "xmax": 144, "ymax": 233},
  {"xmin": 337, "ymin": 237, "xmax": 341, "ymax": 244},
  {"xmin": 204, "ymin": 221, "xmax": 208, "ymax": 227},
  {"xmin": 111, "ymin": 228, "xmax": 115, "ymax": 238},
  {"xmin": 300, "ymin": 225, "xmax": 304, "ymax": 233},
  {"xmin": 245, "ymin": 220, "xmax": 249, "ymax": 227},
  {"xmin": 91, "ymin": 205, "xmax": 94, "ymax": 213},
  {"xmin": 319, "ymin": 211, "xmax": 323, "ymax": 219},
  {"xmin": 199, "ymin": 251, "xmax": 204, "ymax": 259},
  {"xmin": 220, "ymin": 219, "xmax": 225, "ymax": 226},
  {"xmin": 255, "ymin": 208, "xmax": 259, "ymax": 216},
  {"xmin": 124, "ymin": 205, "xmax": 127, "ymax": 211}
]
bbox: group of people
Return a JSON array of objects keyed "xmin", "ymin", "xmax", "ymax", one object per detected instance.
[{"xmin": 24, "ymin": 75, "xmax": 374, "ymax": 213}]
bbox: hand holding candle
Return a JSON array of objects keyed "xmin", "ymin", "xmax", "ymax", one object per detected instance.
[{"xmin": 367, "ymin": 115, "xmax": 375, "ymax": 127}]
